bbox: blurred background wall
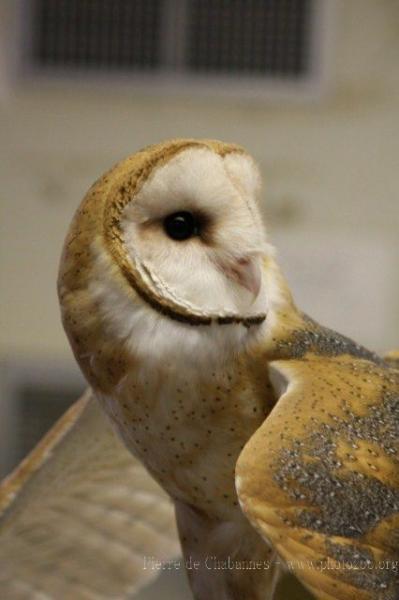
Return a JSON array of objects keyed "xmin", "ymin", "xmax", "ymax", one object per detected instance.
[{"xmin": 0, "ymin": 0, "xmax": 398, "ymax": 475}]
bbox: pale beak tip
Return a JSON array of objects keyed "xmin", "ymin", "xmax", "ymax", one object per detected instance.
[{"xmin": 231, "ymin": 257, "xmax": 262, "ymax": 299}]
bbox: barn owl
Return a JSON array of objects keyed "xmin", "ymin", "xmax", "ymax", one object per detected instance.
[{"xmin": 0, "ymin": 138, "xmax": 398, "ymax": 600}]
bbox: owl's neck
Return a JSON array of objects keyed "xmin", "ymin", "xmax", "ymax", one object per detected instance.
[{"xmin": 257, "ymin": 258, "xmax": 383, "ymax": 366}]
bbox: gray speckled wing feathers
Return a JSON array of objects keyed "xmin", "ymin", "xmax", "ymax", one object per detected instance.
[{"xmin": 237, "ymin": 355, "xmax": 399, "ymax": 600}]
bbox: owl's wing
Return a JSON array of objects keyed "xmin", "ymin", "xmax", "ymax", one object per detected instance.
[
  {"xmin": 236, "ymin": 356, "xmax": 399, "ymax": 600},
  {"xmin": 0, "ymin": 390, "xmax": 180, "ymax": 599}
]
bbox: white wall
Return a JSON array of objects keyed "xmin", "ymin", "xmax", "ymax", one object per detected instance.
[{"xmin": 0, "ymin": 0, "xmax": 398, "ymax": 375}]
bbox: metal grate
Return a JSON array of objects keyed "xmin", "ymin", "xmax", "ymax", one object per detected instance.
[
  {"xmin": 31, "ymin": 0, "xmax": 162, "ymax": 70},
  {"xmin": 19, "ymin": 0, "xmax": 328, "ymax": 96},
  {"xmin": 186, "ymin": 0, "xmax": 312, "ymax": 77},
  {"xmin": 13, "ymin": 386, "xmax": 79, "ymax": 469}
]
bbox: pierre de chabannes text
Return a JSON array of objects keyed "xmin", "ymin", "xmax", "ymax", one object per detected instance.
[{"xmin": 143, "ymin": 556, "xmax": 399, "ymax": 573}]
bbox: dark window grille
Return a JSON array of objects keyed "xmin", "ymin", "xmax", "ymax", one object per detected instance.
[
  {"xmin": 31, "ymin": 0, "xmax": 162, "ymax": 70},
  {"xmin": 28, "ymin": 0, "xmax": 315, "ymax": 80},
  {"xmin": 13, "ymin": 386, "xmax": 79, "ymax": 468},
  {"xmin": 186, "ymin": 0, "xmax": 312, "ymax": 77}
]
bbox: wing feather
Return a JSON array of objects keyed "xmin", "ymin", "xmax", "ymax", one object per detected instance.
[
  {"xmin": 236, "ymin": 356, "xmax": 399, "ymax": 600},
  {"xmin": 0, "ymin": 391, "xmax": 179, "ymax": 599}
]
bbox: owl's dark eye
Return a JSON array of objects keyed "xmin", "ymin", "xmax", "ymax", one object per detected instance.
[{"xmin": 163, "ymin": 211, "xmax": 200, "ymax": 241}]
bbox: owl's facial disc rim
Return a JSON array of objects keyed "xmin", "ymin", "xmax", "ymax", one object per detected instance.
[
  {"xmin": 103, "ymin": 140, "xmax": 267, "ymax": 328},
  {"xmin": 122, "ymin": 253, "xmax": 267, "ymax": 328}
]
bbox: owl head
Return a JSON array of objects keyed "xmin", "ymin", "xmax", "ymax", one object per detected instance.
[{"xmin": 58, "ymin": 139, "xmax": 280, "ymax": 373}]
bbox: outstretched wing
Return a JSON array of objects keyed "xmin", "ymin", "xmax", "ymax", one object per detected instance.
[
  {"xmin": 236, "ymin": 355, "xmax": 399, "ymax": 600},
  {"xmin": 0, "ymin": 390, "xmax": 179, "ymax": 599}
]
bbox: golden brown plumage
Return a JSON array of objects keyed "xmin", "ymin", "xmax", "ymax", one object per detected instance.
[
  {"xmin": 1, "ymin": 139, "xmax": 397, "ymax": 600},
  {"xmin": 238, "ymin": 315, "xmax": 399, "ymax": 599},
  {"xmin": 57, "ymin": 138, "xmax": 296, "ymax": 598}
]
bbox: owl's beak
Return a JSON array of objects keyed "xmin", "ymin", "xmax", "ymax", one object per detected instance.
[{"xmin": 222, "ymin": 256, "xmax": 262, "ymax": 299}]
